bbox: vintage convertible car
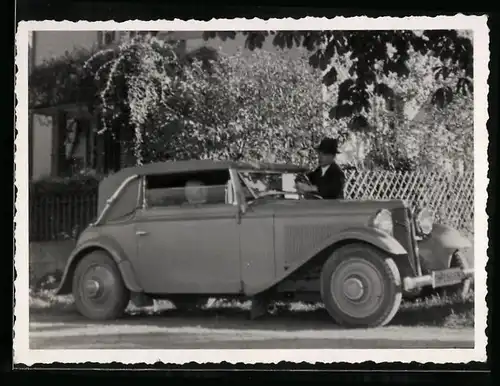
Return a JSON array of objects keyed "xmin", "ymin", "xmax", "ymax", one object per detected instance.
[{"xmin": 56, "ymin": 160, "xmax": 474, "ymax": 328}]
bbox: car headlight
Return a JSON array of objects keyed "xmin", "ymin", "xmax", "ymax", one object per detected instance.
[
  {"xmin": 416, "ymin": 207, "xmax": 434, "ymax": 235},
  {"xmin": 369, "ymin": 209, "xmax": 393, "ymax": 235}
]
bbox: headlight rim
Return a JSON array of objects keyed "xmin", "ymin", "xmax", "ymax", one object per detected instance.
[
  {"xmin": 369, "ymin": 208, "xmax": 394, "ymax": 236},
  {"xmin": 415, "ymin": 207, "xmax": 434, "ymax": 236}
]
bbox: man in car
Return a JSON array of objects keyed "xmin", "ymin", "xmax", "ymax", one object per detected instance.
[
  {"xmin": 295, "ymin": 137, "xmax": 345, "ymax": 199},
  {"xmin": 184, "ymin": 180, "xmax": 208, "ymax": 204}
]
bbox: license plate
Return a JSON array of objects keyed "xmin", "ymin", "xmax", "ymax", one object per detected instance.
[{"xmin": 432, "ymin": 268, "xmax": 466, "ymax": 288}]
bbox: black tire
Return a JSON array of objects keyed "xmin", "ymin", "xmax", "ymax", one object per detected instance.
[
  {"xmin": 320, "ymin": 243, "xmax": 402, "ymax": 328},
  {"xmin": 437, "ymin": 251, "xmax": 472, "ymax": 300},
  {"xmin": 72, "ymin": 250, "xmax": 130, "ymax": 320}
]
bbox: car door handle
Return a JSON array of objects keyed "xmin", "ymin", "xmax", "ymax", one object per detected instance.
[{"xmin": 136, "ymin": 230, "xmax": 149, "ymax": 236}]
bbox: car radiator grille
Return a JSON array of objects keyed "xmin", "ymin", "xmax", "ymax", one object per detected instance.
[{"xmin": 391, "ymin": 207, "xmax": 419, "ymax": 276}]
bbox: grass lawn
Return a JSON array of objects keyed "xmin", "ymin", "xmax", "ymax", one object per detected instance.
[{"xmin": 28, "ymin": 288, "xmax": 474, "ymax": 329}]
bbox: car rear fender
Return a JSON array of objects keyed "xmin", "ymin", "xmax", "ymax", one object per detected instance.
[
  {"xmin": 418, "ymin": 223, "xmax": 473, "ymax": 271},
  {"xmin": 55, "ymin": 236, "xmax": 143, "ymax": 295},
  {"xmin": 246, "ymin": 226, "xmax": 407, "ymax": 296}
]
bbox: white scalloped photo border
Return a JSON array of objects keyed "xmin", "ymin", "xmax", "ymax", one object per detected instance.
[{"xmin": 14, "ymin": 15, "xmax": 490, "ymax": 365}]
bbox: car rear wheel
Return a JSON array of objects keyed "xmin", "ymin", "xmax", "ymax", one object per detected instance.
[
  {"xmin": 72, "ymin": 250, "xmax": 130, "ymax": 320},
  {"xmin": 320, "ymin": 243, "xmax": 402, "ymax": 328}
]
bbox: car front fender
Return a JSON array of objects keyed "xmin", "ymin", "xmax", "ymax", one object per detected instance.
[
  {"xmin": 418, "ymin": 223, "xmax": 473, "ymax": 271},
  {"xmin": 245, "ymin": 226, "xmax": 407, "ymax": 296},
  {"xmin": 55, "ymin": 236, "xmax": 143, "ymax": 295},
  {"xmin": 309, "ymin": 226, "xmax": 408, "ymax": 258}
]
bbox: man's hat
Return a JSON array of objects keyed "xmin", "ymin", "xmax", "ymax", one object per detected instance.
[{"xmin": 315, "ymin": 137, "xmax": 340, "ymax": 155}]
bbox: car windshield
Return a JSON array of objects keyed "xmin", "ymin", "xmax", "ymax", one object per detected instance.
[{"xmin": 238, "ymin": 170, "xmax": 313, "ymax": 200}]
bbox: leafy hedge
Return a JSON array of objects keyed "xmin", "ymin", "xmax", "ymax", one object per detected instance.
[
  {"xmin": 30, "ymin": 173, "xmax": 102, "ymax": 196},
  {"xmin": 29, "ymin": 39, "xmax": 219, "ymax": 111},
  {"xmin": 29, "ymin": 47, "xmax": 99, "ymax": 110}
]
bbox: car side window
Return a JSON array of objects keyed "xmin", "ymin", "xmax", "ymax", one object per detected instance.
[{"xmin": 144, "ymin": 169, "xmax": 235, "ymax": 208}]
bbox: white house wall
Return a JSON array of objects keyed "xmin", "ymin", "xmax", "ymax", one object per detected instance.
[
  {"xmin": 33, "ymin": 30, "xmax": 99, "ymax": 66},
  {"xmin": 32, "ymin": 116, "xmax": 53, "ymax": 179}
]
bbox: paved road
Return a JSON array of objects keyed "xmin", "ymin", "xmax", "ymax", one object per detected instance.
[{"xmin": 29, "ymin": 307, "xmax": 474, "ymax": 350}]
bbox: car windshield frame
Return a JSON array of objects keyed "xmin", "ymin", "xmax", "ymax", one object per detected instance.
[{"xmin": 236, "ymin": 168, "xmax": 313, "ymax": 201}]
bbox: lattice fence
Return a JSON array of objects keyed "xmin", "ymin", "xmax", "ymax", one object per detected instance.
[{"xmin": 344, "ymin": 170, "xmax": 474, "ymax": 234}]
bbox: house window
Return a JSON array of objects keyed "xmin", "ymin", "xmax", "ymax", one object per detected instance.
[
  {"xmin": 100, "ymin": 31, "xmax": 118, "ymax": 46},
  {"xmin": 118, "ymin": 31, "xmax": 138, "ymax": 42},
  {"xmin": 144, "ymin": 169, "xmax": 234, "ymax": 208},
  {"xmin": 63, "ymin": 117, "xmax": 93, "ymax": 175},
  {"xmin": 100, "ymin": 31, "xmax": 157, "ymax": 46}
]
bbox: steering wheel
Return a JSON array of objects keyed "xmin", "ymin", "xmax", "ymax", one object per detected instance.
[
  {"xmin": 250, "ymin": 191, "xmax": 286, "ymax": 203},
  {"xmin": 250, "ymin": 191, "xmax": 323, "ymax": 203}
]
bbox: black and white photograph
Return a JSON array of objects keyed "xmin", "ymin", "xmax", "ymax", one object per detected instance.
[{"xmin": 14, "ymin": 16, "xmax": 489, "ymax": 364}]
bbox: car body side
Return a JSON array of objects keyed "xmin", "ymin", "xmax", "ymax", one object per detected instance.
[{"xmin": 56, "ymin": 164, "xmax": 471, "ymax": 299}]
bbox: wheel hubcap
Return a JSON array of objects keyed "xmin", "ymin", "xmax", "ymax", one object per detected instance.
[
  {"xmin": 80, "ymin": 265, "xmax": 115, "ymax": 308},
  {"xmin": 84, "ymin": 279, "xmax": 101, "ymax": 298},
  {"xmin": 343, "ymin": 277, "xmax": 365, "ymax": 300},
  {"xmin": 330, "ymin": 258, "xmax": 385, "ymax": 319}
]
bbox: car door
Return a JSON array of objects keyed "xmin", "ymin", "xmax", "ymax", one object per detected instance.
[
  {"xmin": 232, "ymin": 171, "xmax": 277, "ymax": 295},
  {"xmin": 132, "ymin": 172, "xmax": 242, "ymax": 295},
  {"xmin": 239, "ymin": 206, "xmax": 276, "ymax": 295}
]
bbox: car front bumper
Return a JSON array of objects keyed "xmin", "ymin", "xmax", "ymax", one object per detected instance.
[{"xmin": 403, "ymin": 267, "xmax": 474, "ymax": 292}]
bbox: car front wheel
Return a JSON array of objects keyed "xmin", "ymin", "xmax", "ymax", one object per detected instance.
[
  {"xmin": 320, "ymin": 243, "xmax": 402, "ymax": 328},
  {"xmin": 437, "ymin": 251, "xmax": 472, "ymax": 300},
  {"xmin": 72, "ymin": 250, "xmax": 130, "ymax": 320}
]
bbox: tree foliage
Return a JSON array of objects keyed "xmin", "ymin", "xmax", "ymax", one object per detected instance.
[
  {"xmin": 203, "ymin": 30, "xmax": 473, "ymax": 123},
  {"xmin": 166, "ymin": 50, "xmax": 332, "ymax": 165},
  {"xmin": 342, "ymin": 45, "xmax": 474, "ymax": 171},
  {"xmin": 49, "ymin": 36, "xmax": 334, "ymax": 166},
  {"xmin": 84, "ymin": 37, "xmax": 185, "ymax": 163},
  {"xmin": 29, "ymin": 36, "xmax": 221, "ymax": 165},
  {"xmin": 28, "ymin": 33, "xmax": 473, "ymax": 172},
  {"xmin": 28, "ymin": 47, "xmax": 98, "ymax": 109}
]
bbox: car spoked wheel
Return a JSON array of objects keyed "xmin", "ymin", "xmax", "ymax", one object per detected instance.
[
  {"xmin": 320, "ymin": 244, "xmax": 402, "ymax": 328},
  {"xmin": 73, "ymin": 251, "xmax": 130, "ymax": 320}
]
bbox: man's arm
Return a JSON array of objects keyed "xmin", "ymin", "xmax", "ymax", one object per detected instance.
[
  {"xmin": 307, "ymin": 169, "xmax": 320, "ymax": 188},
  {"xmin": 296, "ymin": 182, "xmax": 318, "ymax": 193},
  {"xmin": 295, "ymin": 169, "xmax": 318, "ymax": 193}
]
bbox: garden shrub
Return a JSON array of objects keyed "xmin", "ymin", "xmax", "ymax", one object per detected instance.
[{"xmin": 30, "ymin": 173, "xmax": 102, "ymax": 196}]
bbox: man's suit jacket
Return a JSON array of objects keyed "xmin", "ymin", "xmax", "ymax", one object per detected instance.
[{"xmin": 307, "ymin": 162, "xmax": 345, "ymax": 199}]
